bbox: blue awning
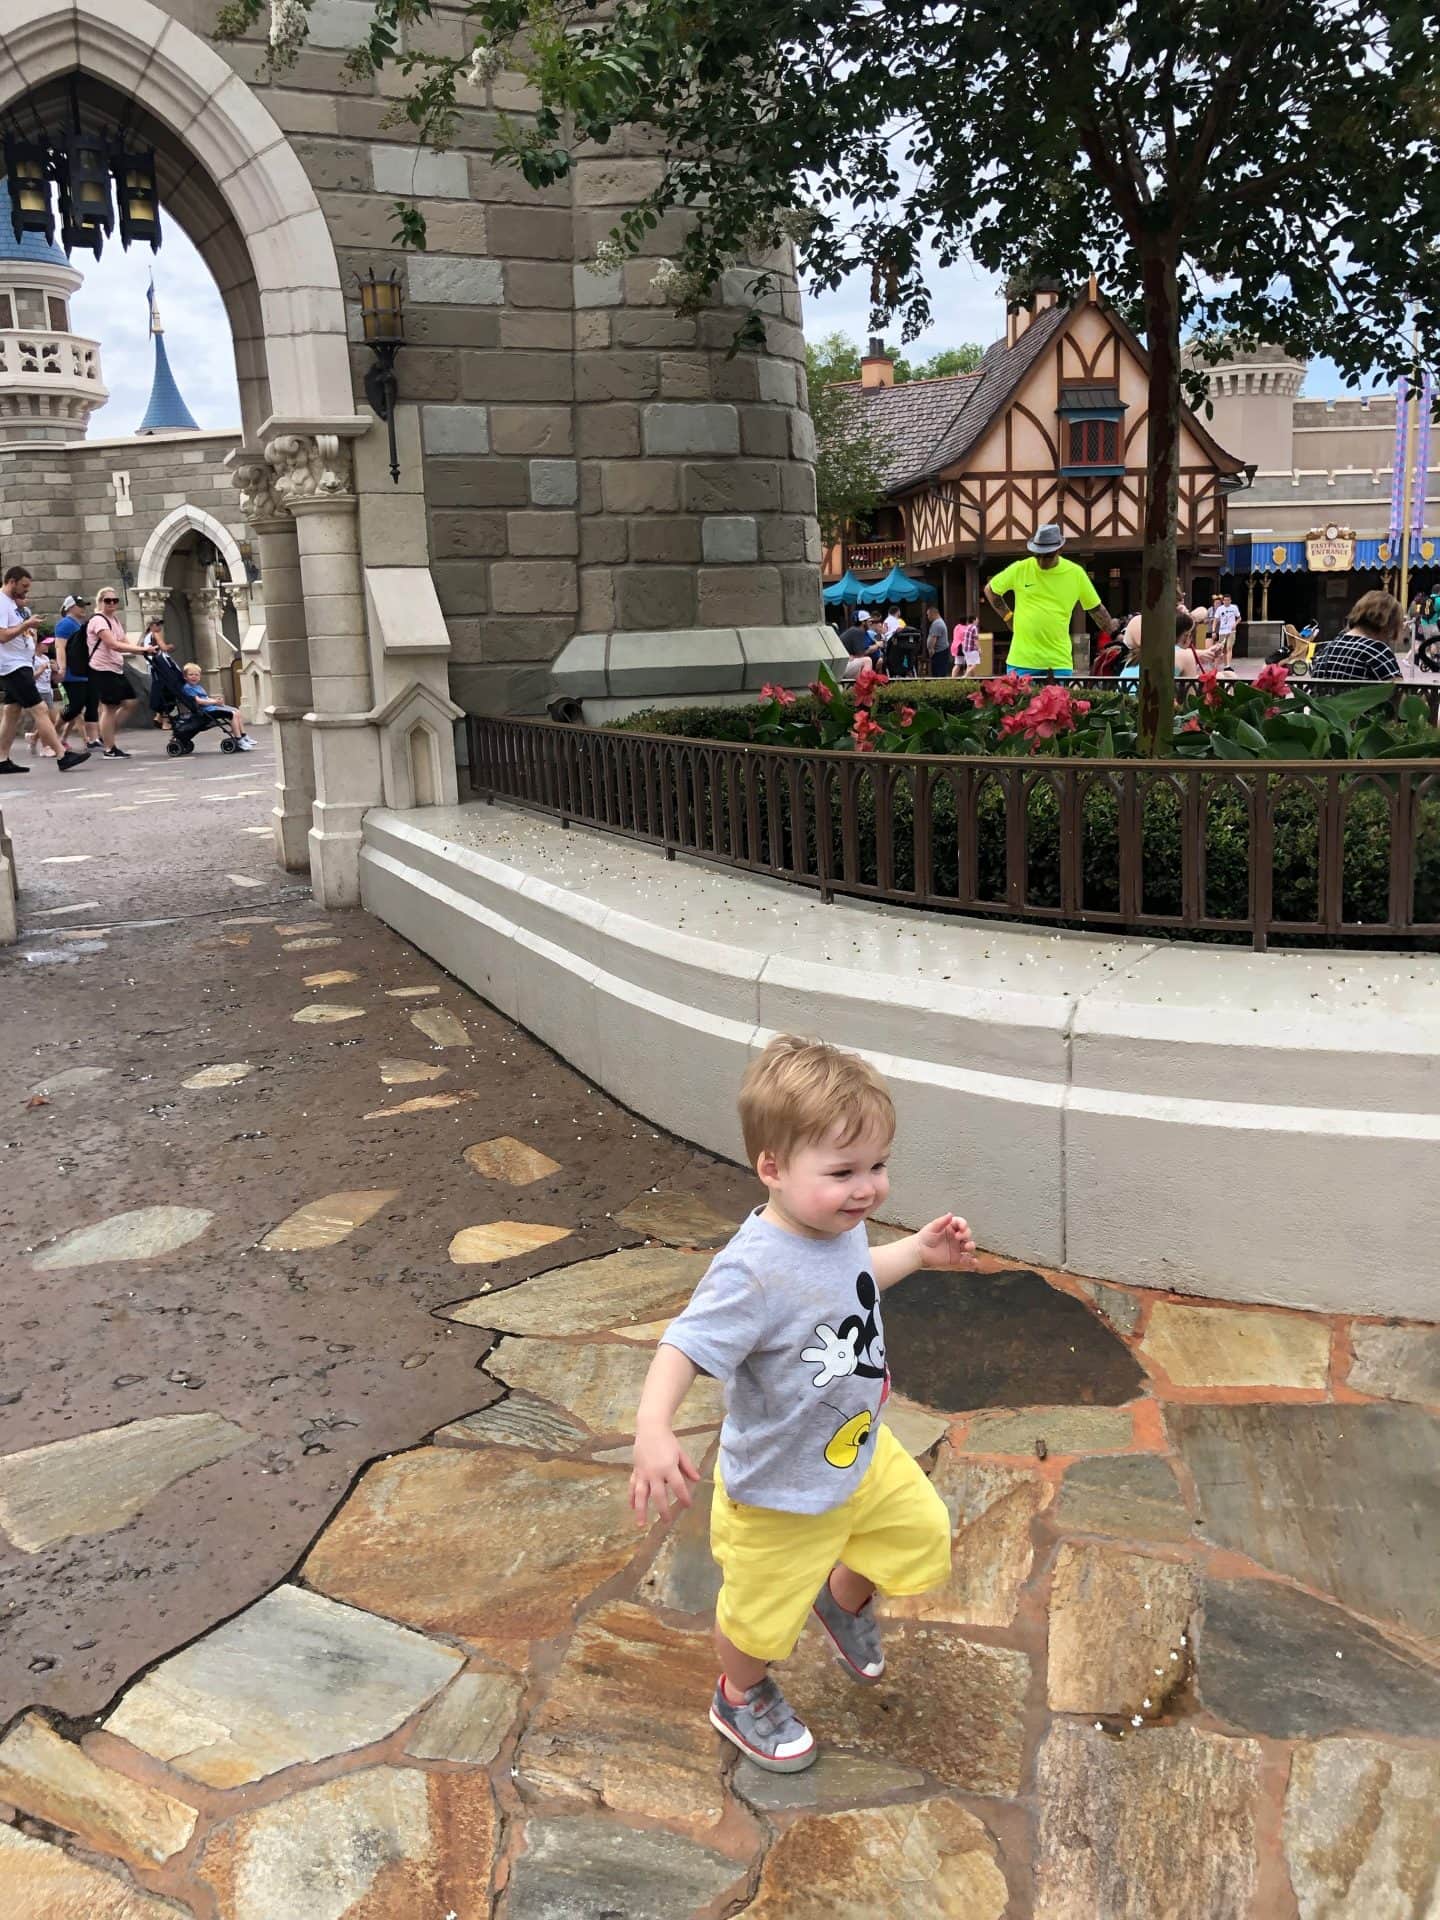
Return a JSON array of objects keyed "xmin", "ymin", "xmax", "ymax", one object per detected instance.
[
  {"xmin": 823, "ymin": 570, "xmax": 867, "ymax": 604},
  {"xmin": 1227, "ymin": 534, "xmax": 1440, "ymax": 574},
  {"xmin": 856, "ymin": 565, "xmax": 935, "ymax": 605}
]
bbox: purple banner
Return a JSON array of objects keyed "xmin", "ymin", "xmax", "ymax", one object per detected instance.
[
  {"xmin": 1411, "ymin": 372, "xmax": 1433, "ymax": 539},
  {"xmin": 1390, "ymin": 375, "xmax": 1409, "ymax": 549}
]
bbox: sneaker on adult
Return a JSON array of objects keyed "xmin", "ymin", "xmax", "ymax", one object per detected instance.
[
  {"xmin": 57, "ymin": 749, "xmax": 90, "ymax": 772},
  {"xmin": 708, "ymin": 1674, "xmax": 816, "ymax": 1773},
  {"xmin": 812, "ymin": 1574, "xmax": 886, "ymax": 1680},
  {"xmin": 0, "ymin": 759, "xmax": 29, "ymax": 775},
  {"xmin": 102, "ymin": 745, "xmax": 131, "ymax": 758}
]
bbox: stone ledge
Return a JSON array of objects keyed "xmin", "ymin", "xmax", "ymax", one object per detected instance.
[
  {"xmin": 360, "ymin": 805, "xmax": 1440, "ymax": 1317},
  {"xmin": 551, "ymin": 623, "xmax": 842, "ymax": 717}
]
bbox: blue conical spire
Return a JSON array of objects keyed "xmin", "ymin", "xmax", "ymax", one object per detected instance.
[
  {"xmin": 137, "ymin": 277, "xmax": 199, "ymax": 433},
  {"xmin": 0, "ymin": 179, "xmax": 69, "ymax": 267}
]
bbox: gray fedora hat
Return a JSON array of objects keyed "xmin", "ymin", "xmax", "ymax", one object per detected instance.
[{"xmin": 1027, "ymin": 523, "xmax": 1066, "ymax": 555}]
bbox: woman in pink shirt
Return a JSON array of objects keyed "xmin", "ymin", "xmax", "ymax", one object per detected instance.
[{"xmin": 86, "ymin": 588, "xmax": 156, "ymax": 759}]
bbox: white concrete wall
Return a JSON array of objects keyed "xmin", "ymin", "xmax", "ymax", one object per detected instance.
[{"xmin": 360, "ymin": 803, "xmax": 1440, "ymax": 1321}]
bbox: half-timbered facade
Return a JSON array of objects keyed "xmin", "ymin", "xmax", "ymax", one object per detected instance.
[{"xmin": 828, "ymin": 283, "xmax": 1246, "ymax": 641}]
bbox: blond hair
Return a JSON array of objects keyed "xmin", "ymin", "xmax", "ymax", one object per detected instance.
[
  {"xmin": 739, "ymin": 1035, "xmax": 895, "ymax": 1168},
  {"xmin": 182, "ymin": 661, "xmax": 202, "ymax": 674}
]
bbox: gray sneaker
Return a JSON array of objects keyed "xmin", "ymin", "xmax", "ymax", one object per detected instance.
[
  {"xmin": 709, "ymin": 1675, "xmax": 816, "ymax": 1773},
  {"xmin": 813, "ymin": 1577, "xmax": 885, "ymax": 1681}
]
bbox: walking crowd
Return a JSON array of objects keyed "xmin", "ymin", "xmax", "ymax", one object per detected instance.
[{"xmin": 0, "ymin": 563, "xmax": 254, "ymax": 778}]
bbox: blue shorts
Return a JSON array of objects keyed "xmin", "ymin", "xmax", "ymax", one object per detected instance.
[{"xmin": 1010, "ymin": 666, "xmax": 1073, "ymax": 679}]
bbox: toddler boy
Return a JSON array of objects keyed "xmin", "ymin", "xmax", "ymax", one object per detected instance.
[
  {"xmin": 631, "ymin": 1034, "xmax": 975, "ymax": 1772},
  {"xmin": 181, "ymin": 663, "xmax": 255, "ymax": 749}
]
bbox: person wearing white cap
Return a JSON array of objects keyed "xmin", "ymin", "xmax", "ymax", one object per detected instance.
[
  {"xmin": 983, "ymin": 523, "xmax": 1115, "ymax": 677},
  {"xmin": 55, "ymin": 592, "xmax": 100, "ymax": 750}
]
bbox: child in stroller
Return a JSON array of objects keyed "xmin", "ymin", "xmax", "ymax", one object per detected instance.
[{"xmin": 149, "ymin": 645, "xmax": 254, "ymax": 754}]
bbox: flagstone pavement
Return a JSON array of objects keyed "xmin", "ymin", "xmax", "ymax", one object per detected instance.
[{"xmin": 1, "ymin": 835, "xmax": 1437, "ymax": 1914}]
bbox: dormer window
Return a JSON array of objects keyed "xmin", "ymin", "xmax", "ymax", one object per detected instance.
[
  {"xmin": 1066, "ymin": 418, "xmax": 1120, "ymax": 466},
  {"xmin": 1057, "ymin": 384, "xmax": 1127, "ymax": 475}
]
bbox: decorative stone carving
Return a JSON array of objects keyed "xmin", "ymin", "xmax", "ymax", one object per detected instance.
[
  {"xmin": 219, "ymin": 580, "xmax": 251, "ymax": 620},
  {"xmin": 136, "ymin": 588, "xmax": 169, "ymax": 622},
  {"xmin": 233, "ymin": 457, "xmax": 282, "ymax": 525},
  {"xmin": 265, "ymin": 432, "xmax": 353, "ymax": 508}
]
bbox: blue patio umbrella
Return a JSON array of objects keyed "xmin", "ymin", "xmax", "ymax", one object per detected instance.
[
  {"xmin": 822, "ymin": 569, "xmax": 868, "ymax": 605},
  {"xmin": 856, "ymin": 565, "xmax": 935, "ymax": 605}
]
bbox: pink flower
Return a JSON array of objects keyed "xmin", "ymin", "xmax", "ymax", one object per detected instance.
[
  {"xmin": 1011, "ymin": 682, "xmax": 1081, "ymax": 741},
  {"xmin": 969, "ymin": 691, "xmax": 986, "ymax": 709},
  {"xmin": 853, "ymin": 664, "xmax": 890, "ymax": 707},
  {"xmin": 1198, "ymin": 670, "xmax": 1224, "ymax": 710},
  {"xmin": 977, "ymin": 673, "xmax": 1029, "ymax": 708},
  {"xmin": 808, "ymin": 679, "xmax": 834, "ymax": 705},
  {"xmin": 759, "ymin": 681, "xmax": 797, "ymax": 707},
  {"xmin": 1254, "ymin": 662, "xmax": 1291, "ymax": 697},
  {"xmin": 898, "ymin": 705, "xmax": 917, "ymax": 727},
  {"xmin": 1182, "ymin": 716, "xmax": 1202, "ymax": 733},
  {"xmin": 852, "ymin": 709, "xmax": 883, "ymax": 752},
  {"xmin": 1264, "ymin": 703, "xmax": 1282, "ymax": 719}
]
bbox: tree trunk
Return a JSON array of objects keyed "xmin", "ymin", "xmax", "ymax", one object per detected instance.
[{"xmin": 1138, "ymin": 249, "xmax": 1182, "ymax": 756}]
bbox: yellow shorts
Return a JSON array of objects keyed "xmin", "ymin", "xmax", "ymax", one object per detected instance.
[{"xmin": 710, "ymin": 1422, "xmax": 952, "ymax": 1663}]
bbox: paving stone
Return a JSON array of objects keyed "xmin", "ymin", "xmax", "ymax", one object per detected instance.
[
  {"xmin": 1170, "ymin": 1403, "xmax": 1440, "ymax": 1637},
  {"xmin": 291, "ymin": 1002, "xmax": 366, "ymax": 1024},
  {"xmin": 882, "ymin": 1269, "xmax": 1145, "ymax": 1411},
  {"xmin": 364, "ymin": 1090, "xmax": 483, "ymax": 1119},
  {"xmin": 27, "ymin": 1064, "xmax": 112, "ymax": 1093},
  {"xmin": 1142, "ymin": 1300, "xmax": 1331, "ymax": 1389},
  {"xmin": 1054, "ymin": 1454, "xmax": 1194, "ymax": 1545},
  {"xmin": 302, "ymin": 968, "xmax": 359, "ymax": 987},
  {"xmin": 784, "ymin": 1625, "xmax": 1029, "ymax": 1796},
  {"xmin": 448, "ymin": 1221, "xmax": 572, "ymax": 1264},
  {"xmin": 411, "ymin": 1006, "xmax": 472, "ymax": 1046},
  {"xmin": 303, "ymin": 1446, "xmax": 640, "ymax": 1657},
  {"xmin": 1347, "ymin": 1322, "xmax": 1440, "ymax": 1406},
  {"xmin": 640, "ymin": 1479, "xmax": 719, "ymax": 1614},
  {"xmin": 387, "ymin": 984, "xmax": 440, "ymax": 997},
  {"xmin": 436, "ymin": 1392, "xmax": 593, "ymax": 1453},
  {"xmin": 463, "ymin": 1135, "xmax": 562, "ymax": 1185},
  {"xmin": 181, "ymin": 1062, "xmax": 254, "ymax": 1090},
  {"xmin": 506, "ymin": 1814, "xmax": 744, "ymax": 1920},
  {"xmin": 961, "ymin": 1406, "xmax": 1133, "ymax": 1456},
  {"xmin": 883, "ymin": 1396, "xmax": 952, "ymax": 1456},
  {"xmin": 446, "ymin": 1246, "xmax": 710, "ymax": 1334},
  {"xmin": 1035, "ymin": 1723, "xmax": 1260, "ymax": 1920},
  {"xmin": 274, "ymin": 922, "xmax": 331, "ymax": 935},
  {"xmin": 0, "ymin": 1712, "xmax": 197, "ymax": 1866},
  {"xmin": 1074, "ymin": 1277, "xmax": 1144, "ymax": 1336},
  {"xmin": 1047, "ymin": 1544, "xmax": 1197, "ymax": 1714},
  {"xmin": 104, "ymin": 1584, "xmax": 463, "ymax": 1788},
  {"xmin": 0, "ymin": 1411, "xmax": 252, "ymax": 1552},
  {"xmin": 591, "ymin": 1426, "xmax": 717, "ymax": 1464},
  {"xmin": 33, "ymin": 1205, "xmax": 214, "ymax": 1270},
  {"xmin": 883, "ymin": 1454, "xmax": 1046, "ymax": 1629},
  {"xmin": 260, "ymin": 1189, "xmax": 399, "ymax": 1252},
  {"xmin": 404, "ymin": 1670, "xmax": 523, "ymax": 1765},
  {"xmin": 198, "ymin": 1767, "xmax": 495, "ymax": 1920},
  {"xmin": 743, "ymin": 1795, "xmax": 1009, "ymax": 1919},
  {"xmin": 734, "ymin": 1751, "xmax": 928, "ymax": 1813},
  {"xmin": 1283, "ymin": 1737, "xmax": 1440, "ymax": 1920},
  {"xmin": 1196, "ymin": 1575, "xmax": 1440, "ymax": 1740},
  {"xmin": 486, "ymin": 1334, "xmax": 724, "ymax": 1434},
  {"xmin": 518, "ymin": 1602, "xmax": 725, "ymax": 1823},
  {"xmin": 0, "ymin": 1826, "xmax": 188, "ymax": 1918},
  {"xmin": 281, "ymin": 936, "xmax": 340, "ymax": 949},
  {"xmin": 613, "ymin": 1190, "xmax": 741, "ymax": 1246},
  {"xmin": 379, "ymin": 1058, "xmax": 448, "ymax": 1085}
]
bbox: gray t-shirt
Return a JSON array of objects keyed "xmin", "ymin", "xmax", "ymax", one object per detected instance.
[{"xmin": 662, "ymin": 1208, "xmax": 890, "ymax": 1514}]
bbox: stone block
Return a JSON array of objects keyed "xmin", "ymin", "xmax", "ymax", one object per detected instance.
[
  {"xmin": 756, "ymin": 358, "xmax": 798, "ymax": 406},
  {"xmin": 576, "ymin": 353, "xmax": 661, "ymax": 403},
  {"xmin": 507, "ymin": 511, "xmax": 579, "ymax": 557},
  {"xmin": 790, "ymin": 410, "xmax": 819, "ymax": 464},
  {"xmin": 504, "ymin": 260, "xmax": 574, "ymax": 308},
  {"xmin": 782, "ymin": 462, "xmax": 819, "ymax": 515},
  {"xmin": 489, "ymin": 409, "xmax": 572, "ymax": 458},
  {"xmin": 683, "ymin": 460, "xmax": 782, "ymax": 514},
  {"xmin": 580, "ymin": 518, "xmax": 629, "ymax": 565},
  {"xmin": 579, "ymin": 571, "xmax": 616, "ymax": 632},
  {"xmin": 289, "ymin": 136, "xmax": 372, "ymax": 192},
  {"xmin": 710, "ymin": 356, "xmax": 763, "ymax": 402},
  {"xmin": 757, "ymin": 515, "xmax": 811, "ymax": 563},
  {"xmin": 615, "ymin": 568, "xmax": 698, "ymax": 632},
  {"xmin": 781, "ymin": 562, "xmax": 822, "ymax": 623},
  {"xmin": 448, "ymin": 663, "xmax": 552, "ymax": 714},
  {"xmin": 641, "ymin": 403, "xmax": 740, "ymax": 457},
  {"xmin": 402, "ymin": 306, "xmax": 502, "ymax": 350},
  {"xmin": 574, "ymin": 311, "xmax": 612, "ymax": 351},
  {"xmin": 371, "ymin": 144, "xmax": 468, "ymax": 199},
  {"xmin": 491, "ymin": 561, "xmax": 578, "ymax": 616},
  {"xmin": 370, "ymin": 344, "xmax": 459, "ymax": 399},
  {"xmin": 461, "ymin": 351, "xmax": 574, "ymax": 404},
  {"xmin": 430, "ymin": 511, "xmax": 508, "ymax": 561},
  {"xmin": 425, "ymin": 458, "xmax": 530, "ymax": 509},
  {"xmin": 574, "ymin": 159, "xmax": 667, "ymax": 205},
  {"xmin": 530, "ymin": 459, "xmax": 580, "ymax": 507},
  {"xmin": 600, "ymin": 461, "xmax": 680, "ymax": 515},
  {"xmin": 466, "ymin": 155, "xmax": 570, "ymax": 206},
  {"xmin": 418, "ymin": 200, "xmax": 490, "ymax": 255},
  {"xmin": 702, "ymin": 515, "xmax": 759, "ymax": 564},
  {"xmin": 739, "ymin": 408, "xmax": 792, "ymax": 459},
  {"xmin": 1283, "ymin": 1739, "xmax": 1440, "ymax": 1920},
  {"xmin": 658, "ymin": 354, "xmax": 714, "ymax": 400},
  {"xmin": 629, "ymin": 517, "xmax": 702, "ymax": 564},
  {"xmin": 613, "ymin": 311, "xmax": 698, "ymax": 349},
  {"xmin": 501, "ymin": 310, "xmax": 574, "ymax": 352},
  {"xmin": 406, "ymin": 255, "xmax": 505, "ymax": 305},
  {"xmin": 486, "ymin": 205, "xmax": 573, "ymax": 259},
  {"xmin": 421, "ymin": 405, "xmax": 490, "ymax": 456},
  {"xmin": 697, "ymin": 566, "xmax": 784, "ymax": 629},
  {"xmin": 606, "ymin": 627, "xmax": 744, "ymax": 696},
  {"xmin": 574, "ymin": 264, "xmax": 623, "ymax": 308},
  {"xmin": 577, "ymin": 405, "xmax": 641, "ymax": 459},
  {"xmin": 359, "ymin": 491, "xmax": 428, "ymax": 567},
  {"xmin": 429, "ymin": 560, "xmax": 493, "ymax": 616}
]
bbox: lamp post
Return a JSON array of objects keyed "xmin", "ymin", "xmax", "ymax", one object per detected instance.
[{"xmin": 358, "ymin": 269, "xmax": 406, "ymax": 484}]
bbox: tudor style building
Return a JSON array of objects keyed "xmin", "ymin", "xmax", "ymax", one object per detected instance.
[{"xmin": 827, "ymin": 281, "xmax": 1247, "ymax": 639}]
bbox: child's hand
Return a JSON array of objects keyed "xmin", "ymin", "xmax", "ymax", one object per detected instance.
[
  {"xmin": 914, "ymin": 1213, "xmax": 978, "ymax": 1270},
  {"xmin": 629, "ymin": 1426, "xmax": 701, "ymax": 1528}
]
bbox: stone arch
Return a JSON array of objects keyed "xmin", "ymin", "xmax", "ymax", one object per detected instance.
[
  {"xmin": 138, "ymin": 504, "xmax": 247, "ymax": 590},
  {"xmin": 0, "ymin": 0, "xmax": 353, "ymax": 437}
]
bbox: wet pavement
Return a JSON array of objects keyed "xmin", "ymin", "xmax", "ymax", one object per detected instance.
[{"xmin": 0, "ymin": 731, "xmax": 1436, "ymax": 1918}]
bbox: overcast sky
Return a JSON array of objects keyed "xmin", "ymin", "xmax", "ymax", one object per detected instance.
[{"xmin": 67, "ymin": 219, "xmax": 1375, "ymax": 435}]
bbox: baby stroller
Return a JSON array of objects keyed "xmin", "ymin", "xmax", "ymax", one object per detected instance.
[{"xmin": 149, "ymin": 651, "xmax": 244, "ymax": 755}]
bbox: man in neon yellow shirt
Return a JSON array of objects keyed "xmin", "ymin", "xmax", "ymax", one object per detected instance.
[{"xmin": 984, "ymin": 524, "xmax": 1114, "ymax": 675}]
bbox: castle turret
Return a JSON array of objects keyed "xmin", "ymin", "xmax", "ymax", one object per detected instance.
[
  {"xmin": 1189, "ymin": 343, "xmax": 1307, "ymax": 475},
  {"xmin": 137, "ymin": 278, "xmax": 199, "ymax": 434},
  {"xmin": 0, "ymin": 178, "xmax": 108, "ymax": 443}
]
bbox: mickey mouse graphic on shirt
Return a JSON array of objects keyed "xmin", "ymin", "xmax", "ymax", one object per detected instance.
[{"xmin": 800, "ymin": 1269, "xmax": 891, "ymax": 1469}]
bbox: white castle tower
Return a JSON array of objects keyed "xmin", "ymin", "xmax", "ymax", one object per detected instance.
[{"xmin": 0, "ymin": 177, "xmax": 108, "ymax": 443}]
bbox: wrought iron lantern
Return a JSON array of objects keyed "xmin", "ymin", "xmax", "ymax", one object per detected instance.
[
  {"xmin": 56, "ymin": 127, "xmax": 115, "ymax": 257},
  {"xmin": 114, "ymin": 148, "xmax": 161, "ymax": 250},
  {"xmin": 3, "ymin": 136, "xmax": 55, "ymax": 245},
  {"xmin": 113, "ymin": 546, "xmax": 135, "ymax": 589},
  {"xmin": 358, "ymin": 268, "xmax": 406, "ymax": 484}
]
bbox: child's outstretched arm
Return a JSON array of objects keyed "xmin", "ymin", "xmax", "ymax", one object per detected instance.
[
  {"xmin": 870, "ymin": 1213, "xmax": 978, "ymax": 1291},
  {"xmin": 630, "ymin": 1343, "xmax": 704, "ymax": 1527}
]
